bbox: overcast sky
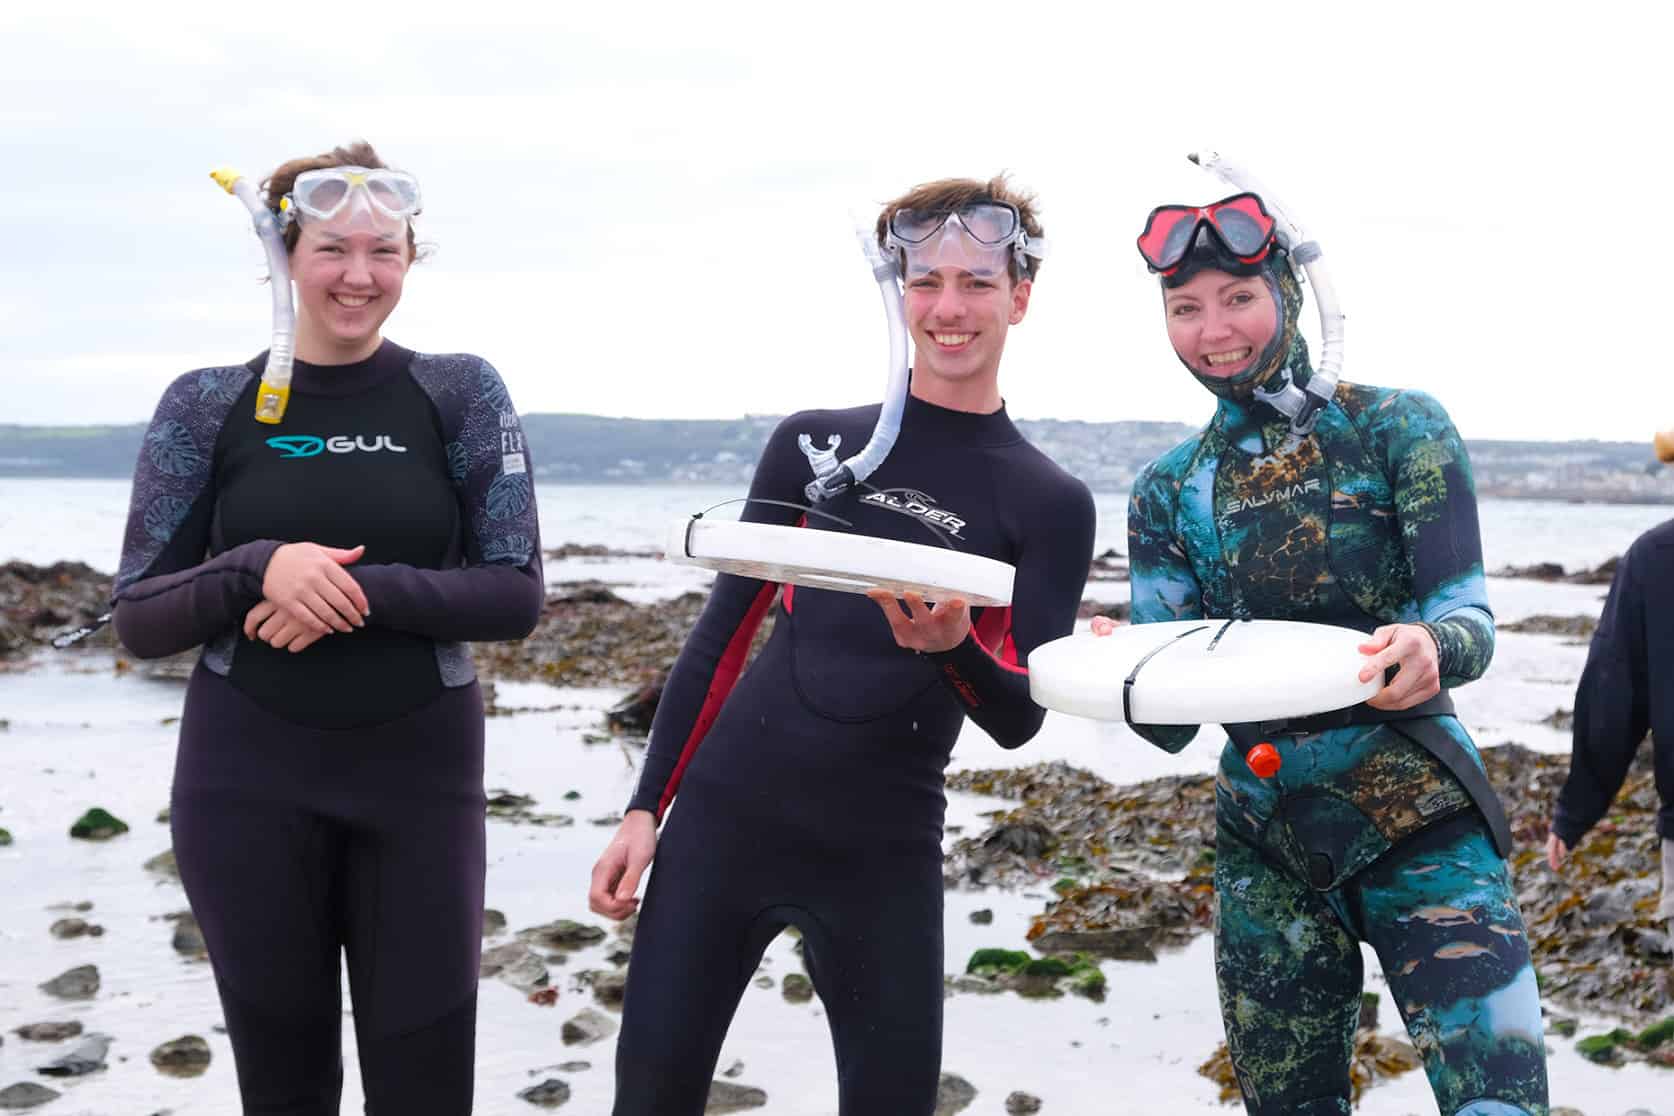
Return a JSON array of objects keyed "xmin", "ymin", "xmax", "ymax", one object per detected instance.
[{"xmin": 3, "ymin": 3, "xmax": 1668, "ymax": 442}]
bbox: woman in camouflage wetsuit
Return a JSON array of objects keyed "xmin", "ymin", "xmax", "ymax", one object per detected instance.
[{"xmin": 1104, "ymin": 200, "xmax": 1550, "ymax": 1115}]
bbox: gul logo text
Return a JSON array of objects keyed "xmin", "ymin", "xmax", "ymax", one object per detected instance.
[{"xmin": 266, "ymin": 435, "xmax": 410, "ymax": 459}]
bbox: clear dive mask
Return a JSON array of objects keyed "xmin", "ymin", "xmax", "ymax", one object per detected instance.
[
  {"xmin": 280, "ymin": 167, "xmax": 422, "ymax": 234},
  {"xmin": 885, "ymin": 202, "xmax": 1046, "ymax": 281}
]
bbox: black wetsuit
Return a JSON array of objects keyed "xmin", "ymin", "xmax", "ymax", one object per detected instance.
[
  {"xmin": 614, "ymin": 394, "xmax": 1095, "ymax": 1115},
  {"xmin": 112, "ymin": 341, "xmax": 542, "ymax": 1115}
]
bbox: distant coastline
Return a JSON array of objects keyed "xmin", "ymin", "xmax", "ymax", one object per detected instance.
[{"xmin": 2, "ymin": 416, "xmax": 1669, "ymax": 503}]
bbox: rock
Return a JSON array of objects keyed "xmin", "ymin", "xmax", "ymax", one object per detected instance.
[
  {"xmin": 68, "ymin": 807, "xmax": 128, "ymax": 840},
  {"xmin": 519, "ymin": 919, "xmax": 608, "ymax": 951},
  {"xmin": 518, "ymin": 1078, "xmax": 571, "ymax": 1107},
  {"xmin": 721, "ymin": 1059, "xmax": 744, "ymax": 1078},
  {"xmin": 704, "ymin": 1080, "xmax": 767, "ymax": 1112},
  {"xmin": 934, "ymin": 1073, "xmax": 978, "ymax": 1115},
  {"xmin": 150, "ymin": 1035, "xmax": 211, "ymax": 1078},
  {"xmin": 155, "ymin": 807, "xmax": 170, "ymax": 823},
  {"xmin": 968, "ymin": 908, "xmax": 993, "ymax": 925},
  {"xmin": 582, "ymin": 969, "xmax": 628, "ymax": 1007},
  {"xmin": 606, "ymin": 679, "xmax": 663, "ymax": 735},
  {"xmin": 483, "ymin": 909, "xmax": 507, "ymax": 937},
  {"xmin": 38, "ymin": 964, "xmax": 98, "ymax": 1000},
  {"xmin": 48, "ymin": 918, "xmax": 101, "ymax": 940},
  {"xmin": 561, "ymin": 1008, "xmax": 616, "ymax": 1046},
  {"xmin": 481, "ymin": 943, "xmax": 549, "ymax": 992},
  {"xmin": 0, "ymin": 1082, "xmax": 60, "ymax": 1110},
  {"xmin": 605, "ymin": 947, "xmax": 633, "ymax": 967},
  {"xmin": 1546, "ymin": 1015, "xmax": 1578, "ymax": 1037},
  {"xmin": 983, "ymin": 819, "xmax": 1055, "ymax": 859},
  {"xmin": 1031, "ymin": 929, "xmax": 1157, "ymax": 963},
  {"xmin": 781, "ymin": 973, "xmax": 814, "ymax": 1004},
  {"xmin": 46, "ymin": 901, "xmax": 93, "ymax": 912},
  {"xmin": 144, "ymin": 849, "xmax": 179, "ymax": 879},
  {"xmin": 487, "ymin": 792, "xmax": 574, "ymax": 828},
  {"xmin": 557, "ymin": 1061, "xmax": 590, "ymax": 1072},
  {"xmin": 1005, "ymin": 1092, "xmax": 1043, "ymax": 1114},
  {"xmin": 752, "ymin": 975, "xmax": 773, "ymax": 989},
  {"xmin": 0, "ymin": 828, "xmax": 12, "ymax": 846},
  {"xmin": 1358, "ymin": 991, "xmax": 1379, "ymax": 1033},
  {"xmin": 1500, "ymin": 614, "xmax": 1598, "ymax": 638},
  {"xmin": 36, "ymin": 1032, "xmax": 110, "ymax": 1076},
  {"xmin": 12, "ymin": 1023, "xmax": 81, "ymax": 1043},
  {"xmin": 167, "ymin": 911, "xmax": 206, "ymax": 957}
]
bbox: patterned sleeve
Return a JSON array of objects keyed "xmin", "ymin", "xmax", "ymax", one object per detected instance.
[
  {"xmin": 111, "ymin": 365, "xmax": 280, "ymax": 659},
  {"xmin": 351, "ymin": 354, "xmax": 544, "ymax": 642},
  {"xmin": 1125, "ymin": 461, "xmax": 1201, "ymax": 753},
  {"xmin": 1366, "ymin": 390, "xmax": 1495, "ymax": 686}
]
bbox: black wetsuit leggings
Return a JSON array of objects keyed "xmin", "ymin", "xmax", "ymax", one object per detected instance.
[
  {"xmin": 171, "ymin": 666, "xmax": 486, "ymax": 1115},
  {"xmin": 614, "ymin": 788, "xmax": 945, "ymax": 1115}
]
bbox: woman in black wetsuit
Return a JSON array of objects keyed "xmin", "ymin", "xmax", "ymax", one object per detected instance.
[{"xmin": 111, "ymin": 141, "xmax": 543, "ymax": 1115}]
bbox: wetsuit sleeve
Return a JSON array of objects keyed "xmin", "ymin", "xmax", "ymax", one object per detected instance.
[
  {"xmin": 925, "ymin": 475, "xmax": 1095, "ymax": 749},
  {"xmin": 1551, "ymin": 535, "xmax": 1650, "ymax": 847},
  {"xmin": 625, "ymin": 417, "xmax": 810, "ymax": 820},
  {"xmin": 111, "ymin": 366, "xmax": 278, "ymax": 659},
  {"xmin": 1124, "ymin": 462, "xmax": 1200, "ymax": 754},
  {"xmin": 353, "ymin": 358, "xmax": 544, "ymax": 642},
  {"xmin": 1375, "ymin": 390, "xmax": 1495, "ymax": 686}
]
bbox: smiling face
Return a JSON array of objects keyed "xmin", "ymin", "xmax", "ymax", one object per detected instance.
[
  {"xmin": 903, "ymin": 266, "xmax": 1031, "ymax": 401},
  {"xmin": 290, "ymin": 218, "xmax": 411, "ymax": 363},
  {"xmin": 1162, "ymin": 268, "xmax": 1279, "ymax": 382}
]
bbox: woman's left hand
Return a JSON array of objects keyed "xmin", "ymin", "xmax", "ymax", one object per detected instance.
[
  {"xmin": 866, "ymin": 590, "xmax": 971, "ymax": 653},
  {"xmin": 1358, "ymin": 623, "xmax": 1441, "ymax": 710},
  {"xmin": 243, "ymin": 599, "xmax": 329, "ymax": 654}
]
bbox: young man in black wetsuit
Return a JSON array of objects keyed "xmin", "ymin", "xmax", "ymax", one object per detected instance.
[{"xmin": 588, "ymin": 176, "xmax": 1096, "ymax": 1114}]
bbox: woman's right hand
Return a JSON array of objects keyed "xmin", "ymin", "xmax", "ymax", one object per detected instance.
[
  {"xmin": 261, "ymin": 543, "xmax": 369, "ymax": 637},
  {"xmin": 590, "ymin": 810, "xmax": 657, "ymax": 920}
]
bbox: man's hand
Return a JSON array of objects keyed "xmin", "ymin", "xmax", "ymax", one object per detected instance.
[
  {"xmin": 865, "ymin": 590, "xmax": 971, "ymax": 654},
  {"xmin": 590, "ymin": 810, "xmax": 658, "ymax": 920},
  {"xmin": 1545, "ymin": 830, "xmax": 1569, "ymax": 872}
]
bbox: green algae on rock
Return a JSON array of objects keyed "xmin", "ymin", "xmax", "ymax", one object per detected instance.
[{"xmin": 68, "ymin": 807, "xmax": 128, "ymax": 840}]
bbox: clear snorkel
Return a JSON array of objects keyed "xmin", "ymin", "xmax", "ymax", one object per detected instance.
[
  {"xmin": 210, "ymin": 167, "xmax": 295, "ymax": 425},
  {"xmin": 799, "ymin": 219, "xmax": 911, "ymax": 504},
  {"xmin": 1189, "ymin": 151, "xmax": 1344, "ymax": 437}
]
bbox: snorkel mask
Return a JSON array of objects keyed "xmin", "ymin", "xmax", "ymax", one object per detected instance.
[
  {"xmin": 280, "ymin": 167, "xmax": 422, "ymax": 238},
  {"xmin": 884, "ymin": 202, "xmax": 1047, "ymax": 282}
]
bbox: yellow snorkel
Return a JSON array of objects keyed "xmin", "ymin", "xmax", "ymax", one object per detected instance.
[{"xmin": 211, "ymin": 167, "xmax": 295, "ymax": 424}]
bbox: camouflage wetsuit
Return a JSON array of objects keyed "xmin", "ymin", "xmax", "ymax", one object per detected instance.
[{"xmin": 1126, "ymin": 269, "xmax": 1549, "ymax": 1115}]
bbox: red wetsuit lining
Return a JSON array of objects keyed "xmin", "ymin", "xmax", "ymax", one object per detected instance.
[
  {"xmin": 973, "ymin": 605, "xmax": 1028, "ymax": 675},
  {"xmin": 659, "ymin": 578, "xmax": 779, "ymax": 817}
]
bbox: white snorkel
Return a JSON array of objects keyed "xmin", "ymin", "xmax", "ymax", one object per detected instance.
[
  {"xmin": 800, "ymin": 218, "xmax": 911, "ymax": 504},
  {"xmin": 211, "ymin": 167, "xmax": 295, "ymax": 425},
  {"xmin": 1189, "ymin": 151, "xmax": 1344, "ymax": 437}
]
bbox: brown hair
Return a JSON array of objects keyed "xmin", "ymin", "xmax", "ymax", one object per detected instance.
[
  {"xmin": 874, "ymin": 173, "xmax": 1044, "ymax": 282},
  {"xmin": 263, "ymin": 140, "xmax": 420, "ymax": 258}
]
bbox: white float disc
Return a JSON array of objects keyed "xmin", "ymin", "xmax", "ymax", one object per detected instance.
[
  {"xmin": 1029, "ymin": 619, "xmax": 1382, "ymax": 725},
  {"xmin": 665, "ymin": 517, "xmax": 1014, "ymax": 606}
]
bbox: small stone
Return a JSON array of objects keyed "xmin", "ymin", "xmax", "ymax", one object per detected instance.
[
  {"xmin": 46, "ymin": 901, "xmax": 93, "ymax": 912},
  {"xmin": 518, "ymin": 919, "xmax": 608, "ymax": 950},
  {"xmin": 968, "ymin": 908, "xmax": 994, "ymax": 925},
  {"xmin": 721, "ymin": 1059, "xmax": 745, "ymax": 1078},
  {"xmin": 69, "ymin": 807, "xmax": 128, "ymax": 840},
  {"xmin": 1005, "ymin": 1092, "xmax": 1042, "ymax": 1115},
  {"xmin": 36, "ymin": 1032, "xmax": 110, "ymax": 1076},
  {"xmin": 1357, "ymin": 991, "xmax": 1379, "ymax": 1032},
  {"xmin": 518, "ymin": 1078, "xmax": 571, "ymax": 1107},
  {"xmin": 605, "ymin": 947, "xmax": 633, "ymax": 967},
  {"xmin": 13, "ymin": 1023, "xmax": 82, "ymax": 1043},
  {"xmin": 753, "ymin": 975, "xmax": 773, "ymax": 989},
  {"xmin": 563, "ymin": 790, "xmax": 581, "ymax": 801},
  {"xmin": 483, "ymin": 909, "xmax": 507, "ymax": 937},
  {"xmin": 155, "ymin": 807, "xmax": 170, "ymax": 824},
  {"xmin": 482, "ymin": 943, "xmax": 549, "ymax": 993},
  {"xmin": 49, "ymin": 918, "xmax": 99, "ymax": 940},
  {"xmin": 557, "ymin": 1061, "xmax": 590, "ymax": 1072},
  {"xmin": 781, "ymin": 973, "xmax": 814, "ymax": 1004},
  {"xmin": 0, "ymin": 828, "xmax": 12, "ymax": 847},
  {"xmin": 144, "ymin": 849, "xmax": 179, "ymax": 879},
  {"xmin": 39, "ymin": 964, "xmax": 98, "ymax": 1000},
  {"xmin": 561, "ymin": 1007, "xmax": 617, "ymax": 1046},
  {"xmin": 0, "ymin": 1082, "xmax": 60, "ymax": 1110},
  {"xmin": 935, "ymin": 1073, "xmax": 978, "ymax": 1115},
  {"xmin": 150, "ymin": 1034, "xmax": 211, "ymax": 1078},
  {"xmin": 585, "ymin": 969, "xmax": 628, "ymax": 1007},
  {"xmin": 167, "ymin": 912, "xmax": 206, "ymax": 957},
  {"xmin": 704, "ymin": 1080, "xmax": 767, "ymax": 1112}
]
